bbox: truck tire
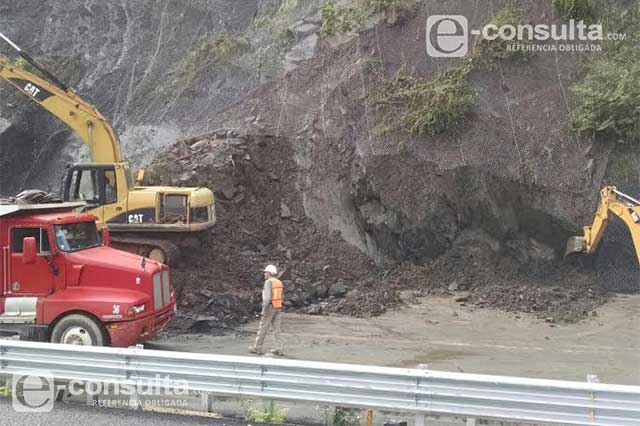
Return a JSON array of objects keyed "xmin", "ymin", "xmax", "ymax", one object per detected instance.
[{"xmin": 50, "ymin": 314, "xmax": 106, "ymax": 346}]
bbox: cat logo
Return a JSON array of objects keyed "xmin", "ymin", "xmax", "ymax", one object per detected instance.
[
  {"xmin": 128, "ymin": 214, "xmax": 145, "ymax": 224},
  {"xmin": 24, "ymin": 83, "xmax": 41, "ymax": 98}
]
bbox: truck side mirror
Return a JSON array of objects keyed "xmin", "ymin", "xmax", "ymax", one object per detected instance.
[
  {"xmin": 23, "ymin": 237, "xmax": 37, "ymax": 264},
  {"xmin": 102, "ymin": 228, "xmax": 111, "ymax": 246}
]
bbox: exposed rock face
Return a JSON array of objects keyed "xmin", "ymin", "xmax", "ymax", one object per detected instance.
[
  {"xmin": 0, "ymin": 0, "xmax": 263, "ymax": 193},
  {"xmin": 0, "ymin": 0, "xmax": 635, "ymax": 309}
]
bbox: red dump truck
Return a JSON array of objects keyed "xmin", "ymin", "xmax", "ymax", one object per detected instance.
[{"xmin": 0, "ymin": 202, "xmax": 175, "ymax": 347}]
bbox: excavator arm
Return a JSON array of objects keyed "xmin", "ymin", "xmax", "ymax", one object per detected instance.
[
  {"xmin": 566, "ymin": 186, "xmax": 640, "ymax": 263},
  {"xmin": 0, "ymin": 32, "xmax": 216, "ymax": 264},
  {"xmin": 0, "ymin": 47, "xmax": 121, "ymax": 164}
]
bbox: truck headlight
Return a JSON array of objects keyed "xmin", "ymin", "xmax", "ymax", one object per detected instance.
[{"xmin": 129, "ymin": 304, "xmax": 146, "ymax": 316}]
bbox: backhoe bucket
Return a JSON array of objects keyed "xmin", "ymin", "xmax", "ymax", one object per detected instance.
[{"xmin": 564, "ymin": 236, "xmax": 587, "ymax": 259}]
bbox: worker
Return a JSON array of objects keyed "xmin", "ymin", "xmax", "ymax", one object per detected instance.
[
  {"xmin": 249, "ymin": 264, "xmax": 284, "ymax": 356},
  {"xmin": 104, "ymin": 172, "xmax": 117, "ymax": 204}
]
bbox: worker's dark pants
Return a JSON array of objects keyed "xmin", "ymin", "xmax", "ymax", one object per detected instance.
[{"xmin": 254, "ymin": 305, "xmax": 282, "ymax": 352}]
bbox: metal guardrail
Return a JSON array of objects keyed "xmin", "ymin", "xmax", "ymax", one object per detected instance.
[{"xmin": 1, "ymin": 340, "xmax": 639, "ymax": 425}]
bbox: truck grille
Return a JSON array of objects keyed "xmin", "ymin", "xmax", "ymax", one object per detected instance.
[
  {"xmin": 153, "ymin": 272, "xmax": 163, "ymax": 311},
  {"xmin": 162, "ymin": 270, "xmax": 171, "ymax": 305}
]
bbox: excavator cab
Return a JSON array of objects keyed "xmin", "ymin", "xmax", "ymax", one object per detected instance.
[
  {"xmin": 61, "ymin": 163, "xmax": 129, "ymax": 217},
  {"xmin": 0, "ymin": 32, "xmax": 215, "ymax": 265}
]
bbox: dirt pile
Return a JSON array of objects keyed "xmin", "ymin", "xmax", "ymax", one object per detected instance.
[
  {"xmin": 395, "ymin": 230, "xmax": 607, "ymax": 322},
  {"xmin": 146, "ymin": 132, "xmax": 402, "ymax": 333},
  {"xmin": 147, "ymin": 132, "xmax": 607, "ymax": 334}
]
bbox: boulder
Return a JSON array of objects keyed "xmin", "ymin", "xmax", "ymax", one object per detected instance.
[
  {"xmin": 200, "ymin": 288, "xmax": 214, "ymax": 298},
  {"xmin": 285, "ymin": 33, "xmax": 319, "ymax": 71},
  {"xmin": 280, "ymin": 202, "xmax": 292, "ymax": 219},
  {"xmin": 329, "ymin": 283, "xmax": 348, "ymax": 298},
  {"xmin": 292, "ymin": 23, "xmax": 318, "ymax": 40}
]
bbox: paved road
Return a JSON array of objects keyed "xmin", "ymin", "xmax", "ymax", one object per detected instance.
[
  {"xmin": 153, "ymin": 294, "xmax": 640, "ymax": 385},
  {"xmin": 0, "ymin": 399, "xmax": 250, "ymax": 426}
]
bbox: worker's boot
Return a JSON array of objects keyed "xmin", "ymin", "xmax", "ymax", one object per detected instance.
[{"xmin": 248, "ymin": 345, "xmax": 263, "ymax": 355}]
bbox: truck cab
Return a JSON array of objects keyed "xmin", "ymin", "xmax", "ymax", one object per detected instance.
[{"xmin": 0, "ymin": 202, "xmax": 175, "ymax": 347}]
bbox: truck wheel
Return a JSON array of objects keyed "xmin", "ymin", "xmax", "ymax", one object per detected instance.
[
  {"xmin": 148, "ymin": 247, "xmax": 167, "ymax": 264},
  {"xmin": 50, "ymin": 314, "xmax": 106, "ymax": 346}
]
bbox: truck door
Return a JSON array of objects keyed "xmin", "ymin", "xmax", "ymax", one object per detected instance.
[{"xmin": 9, "ymin": 227, "xmax": 54, "ymax": 296}]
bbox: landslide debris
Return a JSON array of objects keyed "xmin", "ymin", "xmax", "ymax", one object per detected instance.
[
  {"xmin": 147, "ymin": 132, "xmax": 402, "ymax": 334},
  {"xmin": 147, "ymin": 132, "xmax": 608, "ymax": 335}
]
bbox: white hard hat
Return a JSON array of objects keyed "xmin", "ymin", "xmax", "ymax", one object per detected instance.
[{"xmin": 264, "ymin": 264, "xmax": 278, "ymax": 275}]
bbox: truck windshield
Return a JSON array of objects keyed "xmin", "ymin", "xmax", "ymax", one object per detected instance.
[{"xmin": 54, "ymin": 222, "xmax": 102, "ymax": 252}]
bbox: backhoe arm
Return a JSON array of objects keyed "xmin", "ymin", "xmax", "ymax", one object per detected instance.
[
  {"xmin": 567, "ymin": 186, "xmax": 640, "ymax": 264},
  {"xmin": 0, "ymin": 53, "xmax": 121, "ymax": 164}
]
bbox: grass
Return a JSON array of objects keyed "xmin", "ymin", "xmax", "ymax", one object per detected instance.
[
  {"xmin": 254, "ymin": 0, "xmax": 298, "ymax": 43},
  {"xmin": 177, "ymin": 33, "xmax": 249, "ymax": 83},
  {"xmin": 0, "ymin": 386, "xmax": 11, "ymax": 397},
  {"xmin": 367, "ymin": 0, "xmax": 415, "ymax": 14},
  {"xmin": 472, "ymin": 3, "xmax": 532, "ymax": 68},
  {"xmin": 245, "ymin": 401, "xmax": 287, "ymax": 424},
  {"xmin": 368, "ymin": 64, "xmax": 475, "ymax": 137},
  {"xmin": 320, "ymin": 0, "xmax": 415, "ymax": 38},
  {"xmin": 332, "ymin": 407, "xmax": 361, "ymax": 426},
  {"xmin": 320, "ymin": 2, "xmax": 367, "ymax": 37},
  {"xmin": 569, "ymin": 4, "xmax": 640, "ymax": 142},
  {"xmin": 552, "ymin": 0, "xmax": 594, "ymax": 21}
]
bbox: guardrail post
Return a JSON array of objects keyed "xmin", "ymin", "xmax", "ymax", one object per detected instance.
[
  {"xmin": 586, "ymin": 374, "xmax": 600, "ymax": 423},
  {"xmin": 416, "ymin": 363, "xmax": 428, "ymax": 426},
  {"xmin": 465, "ymin": 418, "xmax": 477, "ymax": 426},
  {"xmin": 201, "ymin": 391, "xmax": 214, "ymax": 412}
]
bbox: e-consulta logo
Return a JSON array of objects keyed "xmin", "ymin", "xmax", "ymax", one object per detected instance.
[
  {"xmin": 12, "ymin": 373, "xmax": 55, "ymax": 413},
  {"xmin": 426, "ymin": 15, "xmax": 627, "ymax": 58},
  {"xmin": 11, "ymin": 372, "xmax": 191, "ymax": 412}
]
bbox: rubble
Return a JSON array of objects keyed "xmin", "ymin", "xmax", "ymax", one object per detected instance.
[{"xmin": 144, "ymin": 132, "xmax": 612, "ymax": 334}]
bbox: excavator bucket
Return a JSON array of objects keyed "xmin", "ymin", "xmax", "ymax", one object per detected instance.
[{"xmin": 564, "ymin": 236, "xmax": 587, "ymax": 259}]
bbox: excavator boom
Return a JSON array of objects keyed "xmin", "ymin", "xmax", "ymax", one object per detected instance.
[
  {"xmin": 565, "ymin": 186, "xmax": 640, "ymax": 264},
  {"xmin": 0, "ymin": 36, "xmax": 121, "ymax": 164},
  {"xmin": 0, "ymin": 32, "xmax": 216, "ymax": 264}
]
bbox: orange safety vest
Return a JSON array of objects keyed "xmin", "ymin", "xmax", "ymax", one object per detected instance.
[{"xmin": 269, "ymin": 278, "xmax": 284, "ymax": 309}]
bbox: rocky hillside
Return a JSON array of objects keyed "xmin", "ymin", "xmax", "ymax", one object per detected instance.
[{"xmin": 1, "ymin": 0, "xmax": 638, "ymax": 326}]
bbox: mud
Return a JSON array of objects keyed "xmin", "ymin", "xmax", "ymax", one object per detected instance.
[{"xmin": 152, "ymin": 294, "xmax": 640, "ymax": 385}]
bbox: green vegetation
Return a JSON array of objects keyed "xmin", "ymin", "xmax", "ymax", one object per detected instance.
[
  {"xmin": 473, "ymin": 4, "xmax": 531, "ymax": 67},
  {"xmin": 367, "ymin": 0, "xmax": 414, "ymax": 14},
  {"xmin": 0, "ymin": 386, "xmax": 11, "ymax": 397},
  {"xmin": 320, "ymin": 3, "xmax": 367, "ymax": 37},
  {"xmin": 570, "ymin": 51, "xmax": 640, "ymax": 140},
  {"xmin": 245, "ymin": 401, "xmax": 288, "ymax": 424},
  {"xmin": 177, "ymin": 33, "xmax": 249, "ymax": 83},
  {"xmin": 569, "ymin": 5, "xmax": 640, "ymax": 142},
  {"xmin": 368, "ymin": 64, "xmax": 475, "ymax": 137},
  {"xmin": 254, "ymin": 0, "xmax": 298, "ymax": 43},
  {"xmin": 320, "ymin": 0, "xmax": 415, "ymax": 38},
  {"xmin": 552, "ymin": 0, "xmax": 594, "ymax": 21},
  {"xmin": 332, "ymin": 407, "xmax": 361, "ymax": 426}
]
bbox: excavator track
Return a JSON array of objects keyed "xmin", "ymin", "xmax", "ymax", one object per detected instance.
[{"xmin": 110, "ymin": 236, "xmax": 181, "ymax": 265}]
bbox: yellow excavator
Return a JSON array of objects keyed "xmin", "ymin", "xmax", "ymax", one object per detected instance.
[
  {"xmin": 565, "ymin": 186, "xmax": 640, "ymax": 263},
  {"xmin": 0, "ymin": 32, "xmax": 215, "ymax": 263}
]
